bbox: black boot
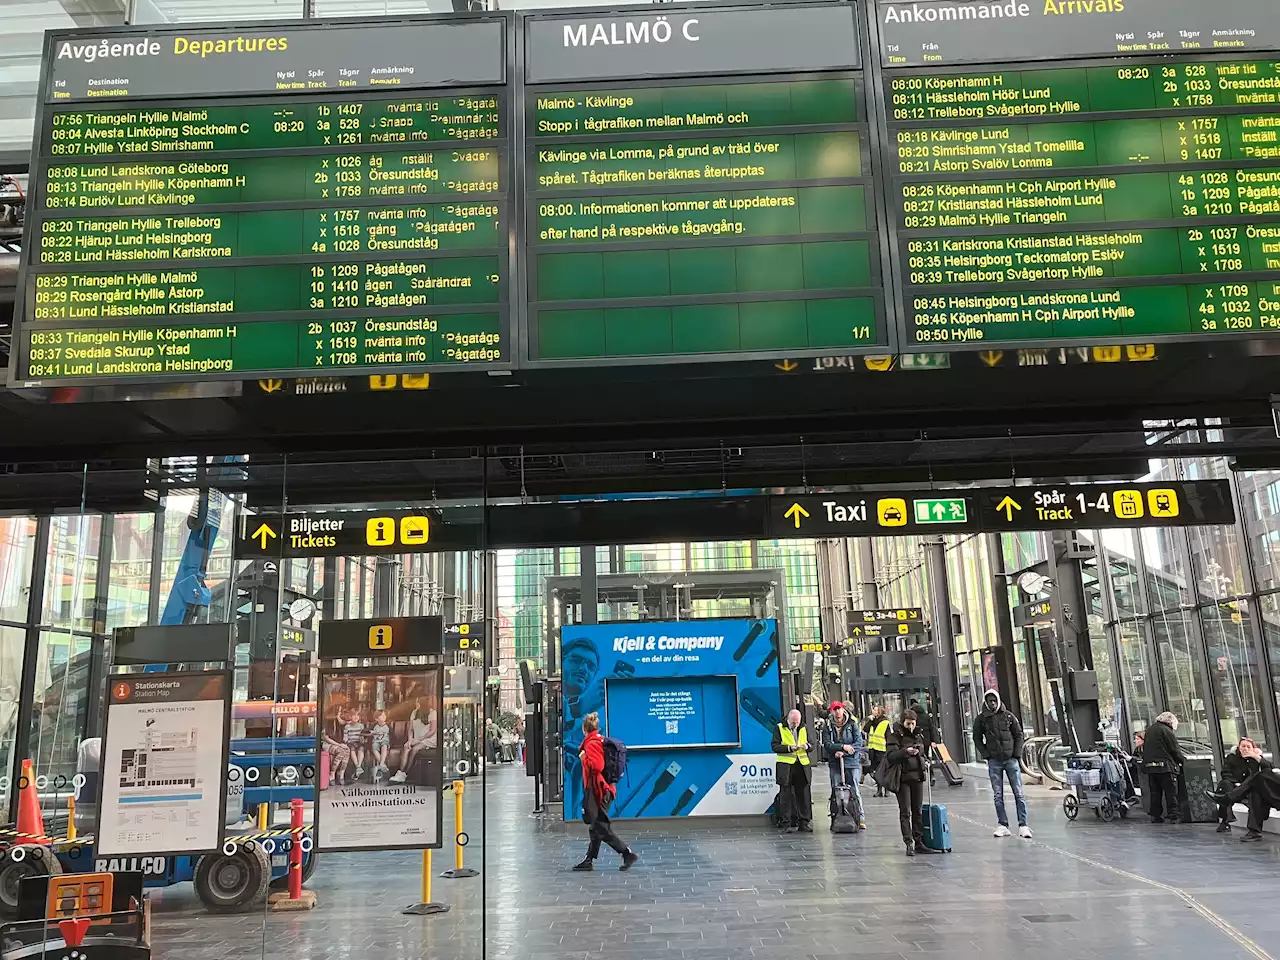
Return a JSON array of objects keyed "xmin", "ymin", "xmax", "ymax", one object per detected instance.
[
  {"xmin": 1242, "ymin": 830, "xmax": 1264, "ymax": 842},
  {"xmin": 620, "ymin": 849, "xmax": 639, "ymax": 871},
  {"xmin": 914, "ymin": 841, "xmax": 933, "ymax": 854},
  {"xmin": 905, "ymin": 840, "xmax": 915, "ymax": 857},
  {"xmin": 799, "ymin": 821, "xmax": 813, "ymax": 833},
  {"xmin": 1217, "ymin": 822, "xmax": 1231, "ymax": 833},
  {"xmin": 573, "ymin": 857, "xmax": 594, "ymax": 871}
]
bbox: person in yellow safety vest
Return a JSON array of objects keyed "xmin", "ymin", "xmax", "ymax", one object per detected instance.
[
  {"xmin": 771, "ymin": 709, "xmax": 814, "ymax": 832},
  {"xmin": 863, "ymin": 704, "xmax": 891, "ymax": 797}
]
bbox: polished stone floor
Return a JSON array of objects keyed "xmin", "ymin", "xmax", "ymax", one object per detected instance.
[{"xmin": 147, "ymin": 764, "xmax": 1280, "ymax": 960}]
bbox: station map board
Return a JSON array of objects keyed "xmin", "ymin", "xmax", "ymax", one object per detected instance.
[
  {"xmin": 14, "ymin": 0, "xmax": 1280, "ymax": 386},
  {"xmin": 15, "ymin": 19, "xmax": 510, "ymax": 384}
]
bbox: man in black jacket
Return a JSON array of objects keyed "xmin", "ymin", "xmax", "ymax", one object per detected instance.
[
  {"xmin": 1142, "ymin": 711, "xmax": 1187, "ymax": 824},
  {"xmin": 972, "ymin": 690, "xmax": 1031, "ymax": 839}
]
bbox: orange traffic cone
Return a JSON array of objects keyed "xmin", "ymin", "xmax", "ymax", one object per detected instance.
[{"xmin": 17, "ymin": 759, "xmax": 48, "ymax": 844}]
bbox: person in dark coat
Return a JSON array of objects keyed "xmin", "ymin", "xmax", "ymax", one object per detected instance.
[
  {"xmin": 1141, "ymin": 711, "xmax": 1187, "ymax": 824},
  {"xmin": 885, "ymin": 710, "xmax": 931, "ymax": 858},
  {"xmin": 972, "ymin": 690, "xmax": 1030, "ymax": 838},
  {"xmin": 1208, "ymin": 737, "xmax": 1279, "ymax": 842},
  {"xmin": 909, "ymin": 697, "xmax": 938, "ymax": 786},
  {"xmin": 1214, "ymin": 738, "xmax": 1256, "ymax": 832}
]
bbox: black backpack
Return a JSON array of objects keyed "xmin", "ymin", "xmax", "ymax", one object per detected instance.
[{"xmin": 603, "ymin": 737, "xmax": 627, "ymax": 784}]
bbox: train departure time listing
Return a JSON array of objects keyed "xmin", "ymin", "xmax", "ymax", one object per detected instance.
[{"xmin": 879, "ymin": 0, "xmax": 1280, "ymax": 347}]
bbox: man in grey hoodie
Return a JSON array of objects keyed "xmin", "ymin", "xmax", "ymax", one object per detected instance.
[{"xmin": 972, "ymin": 690, "xmax": 1031, "ymax": 839}]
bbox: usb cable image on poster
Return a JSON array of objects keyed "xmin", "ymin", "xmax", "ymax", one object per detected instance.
[
  {"xmin": 634, "ymin": 761, "xmax": 681, "ymax": 816},
  {"xmin": 670, "ymin": 784, "xmax": 699, "ymax": 817},
  {"xmin": 732, "ymin": 621, "xmax": 766, "ymax": 661}
]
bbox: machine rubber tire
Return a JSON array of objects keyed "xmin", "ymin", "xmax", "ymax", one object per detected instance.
[
  {"xmin": 1063, "ymin": 794, "xmax": 1080, "ymax": 821},
  {"xmin": 0, "ymin": 845, "xmax": 63, "ymax": 918},
  {"xmin": 195, "ymin": 844, "xmax": 271, "ymax": 913}
]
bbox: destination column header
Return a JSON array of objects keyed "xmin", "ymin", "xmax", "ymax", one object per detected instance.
[{"xmin": 45, "ymin": 18, "xmax": 507, "ymax": 102}]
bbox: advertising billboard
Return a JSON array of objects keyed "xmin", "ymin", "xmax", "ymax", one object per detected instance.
[
  {"xmin": 561, "ymin": 618, "xmax": 782, "ymax": 819},
  {"xmin": 315, "ymin": 666, "xmax": 443, "ymax": 851}
]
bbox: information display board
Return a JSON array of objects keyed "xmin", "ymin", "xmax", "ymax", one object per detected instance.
[
  {"xmin": 875, "ymin": 0, "xmax": 1280, "ymax": 349},
  {"xmin": 523, "ymin": 4, "xmax": 891, "ymax": 363},
  {"xmin": 97, "ymin": 671, "xmax": 232, "ymax": 858},
  {"xmin": 14, "ymin": 19, "xmax": 510, "ymax": 384}
]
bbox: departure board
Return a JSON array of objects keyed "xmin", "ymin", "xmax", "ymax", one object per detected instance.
[
  {"xmin": 877, "ymin": 0, "xmax": 1280, "ymax": 348},
  {"xmin": 14, "ymin": 19, "xmax": 510, "ymax": 384},
  {"xmin": 522, "ymin": 5, "xmax": 889, "ymax": 363}
]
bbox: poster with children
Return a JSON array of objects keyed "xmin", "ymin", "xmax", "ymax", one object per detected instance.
[{"xmin": 316, "ymin": 667, "xmax": 443, "ymax": 851}]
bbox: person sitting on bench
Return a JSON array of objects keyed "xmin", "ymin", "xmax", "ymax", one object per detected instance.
[{"xmin": 1207, "ymin": 737, "xmax": 1278, "ymax": 842}]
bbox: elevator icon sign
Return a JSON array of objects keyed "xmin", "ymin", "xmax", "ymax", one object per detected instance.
[{"xmin": 368, "ymin": 624, "xmax": 393, "ymax": 650}]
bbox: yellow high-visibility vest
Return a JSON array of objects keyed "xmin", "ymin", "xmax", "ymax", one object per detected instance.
[
  {"xmin": 868, "ymin": 719, "xmax": 890, "ymax": 752},
  {"xmin": 776, "ymin": 724, "xmax": 811, "ymax": 766}
]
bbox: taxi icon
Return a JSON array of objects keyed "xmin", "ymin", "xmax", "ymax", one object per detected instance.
[{"xmin": 882, "ymin": 505, "xmax": 904, "ymax": 523}]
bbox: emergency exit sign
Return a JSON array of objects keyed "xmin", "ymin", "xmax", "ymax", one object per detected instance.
[{"xmin": 913, "ymin": 498, "xmax": 967, "ymax": 525}]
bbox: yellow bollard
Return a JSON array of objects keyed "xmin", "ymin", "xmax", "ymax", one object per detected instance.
[
  {"xmin": 66, "ymin": 795, "xmax": 77, "ymax": 842},
  {"xmin": 402, "ymin": 848, "xmax": 450, "ymax": 915},
  {"xmin": 441, "ymin": 778, "xmax": 478, "ymax": 878},
  {"xmin": 257, "ymin": 802, "xmax": 270, "ymax": 830}
]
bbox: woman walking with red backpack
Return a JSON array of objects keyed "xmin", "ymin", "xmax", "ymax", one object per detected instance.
[{"xmin": 573, "ymin": 712, "xmax": 640, "ymax": 871}]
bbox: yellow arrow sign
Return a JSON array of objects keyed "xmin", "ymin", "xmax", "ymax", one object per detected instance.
[
  {"xmin": 775, "ymin": 359, "xmax": 798, "ymax": 372},
  {"xmin": 979, "ymin": 350, "xmax": 1004, "ymax": 368},
  {"xmin": 995, "ymin": 496, "xmax": 1022, "ymax": 522},
  {"xmin": 784, "ymin": 503, "xmax": 810, "ymax": 529},
  {"xmin": 252, "ymin": 523, "xmax": 278, "ymax": 550}
]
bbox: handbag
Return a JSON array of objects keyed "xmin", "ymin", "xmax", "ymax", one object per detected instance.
[{"xmin": 874, "ymin": 753, "xmax": 901, "ymax": 793}]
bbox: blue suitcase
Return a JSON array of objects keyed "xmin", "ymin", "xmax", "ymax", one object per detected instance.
[{"xmin": 922, "ymin": 802, "xmax": 952, "ymax": 852}]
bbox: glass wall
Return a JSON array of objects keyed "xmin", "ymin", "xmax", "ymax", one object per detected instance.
[{"xmin": 4, "ymin": 451, "xmax": 1280, "ymax": 956}]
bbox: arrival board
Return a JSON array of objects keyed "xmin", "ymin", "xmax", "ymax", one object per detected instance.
[
  {"xmin": 523, "ymin": 5, "xmax": 889, "ymax": 363},
  {"xmin": 877, "ymin": 0, "xmax": 1280, "ymax": 348},
  {"xmin": 14, "ymin": 19, "xmax": 509, "ymax": 383}
]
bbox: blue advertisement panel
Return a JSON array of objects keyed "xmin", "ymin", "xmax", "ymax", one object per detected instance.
[{"xmin": 561, "ymin": 619, "xmax": 783, "ymax": 820}]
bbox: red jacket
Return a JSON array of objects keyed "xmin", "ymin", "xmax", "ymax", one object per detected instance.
[{"xmin": 580, "ymin": 730, "xmax": 615, "ymax": 804}]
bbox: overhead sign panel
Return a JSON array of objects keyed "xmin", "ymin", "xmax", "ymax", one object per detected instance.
[
  {"xmin": 14, "ymin": 17, "xmax": 511, "ymax": 387},
  {"xmin": 523, "ymin": 2, "xmax": 890, "ymax": 367},
  {"xmin": 876, "ymin": 0, "xmax": 1280, "ymax": 352},
  {"xmin": 46, "ymin": 20, "xmax": 506, "ymax": 101},
  {"xmin": 877, "ymin": 0, "xmax": 1280, "ymax": 67},
  {"xmin": 525, "ymin": 4, "xmax": 860, "ymax": 83},
  {"xmin": 975, "ymin": 480, "xmax": 1235, "ymax": 528},
  {"xmin": 236, "ymin": 508, "xmax": 480, "ymax": 558},
  {"xmin": 769, "ymin": 480, "xmax": 1233, "ymax": 535}
]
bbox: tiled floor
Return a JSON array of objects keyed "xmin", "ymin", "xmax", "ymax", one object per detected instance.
[{"xmin": 147, "ymin": 765, "xmax": 1280, "ymax": 959}]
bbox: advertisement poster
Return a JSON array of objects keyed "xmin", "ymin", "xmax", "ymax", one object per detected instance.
[
  {"xmin": 561, "ymin": 619, "xmax": 782, "ymax": 820},
  {"xmin": 316, "ymin": 667, "xmax": 442, "ymax": 851},
  {"xmin": 97, "ymin": 671, "xmax": 231, "ymax": 858}
]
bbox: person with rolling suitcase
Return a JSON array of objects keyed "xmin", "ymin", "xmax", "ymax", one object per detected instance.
[
  {"xmin": 885, "ymin": 709, "xmax": 932, "ymax": 857},
  {"xmin": 819, "ymin": 701, "xmax": 866, "ymax": 832}
]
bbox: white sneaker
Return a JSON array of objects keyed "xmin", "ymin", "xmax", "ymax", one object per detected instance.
[
  {"xmin": 389, "ymin": 770, "xmax": 407, "ymax": 783},
  {"xmin": 993, "ymin": 824, "xmax": 1011, "ymax": 838},
  {"xmin": 1018, "ymin": 825, "xmax": 1033, "ymax": 839}
]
